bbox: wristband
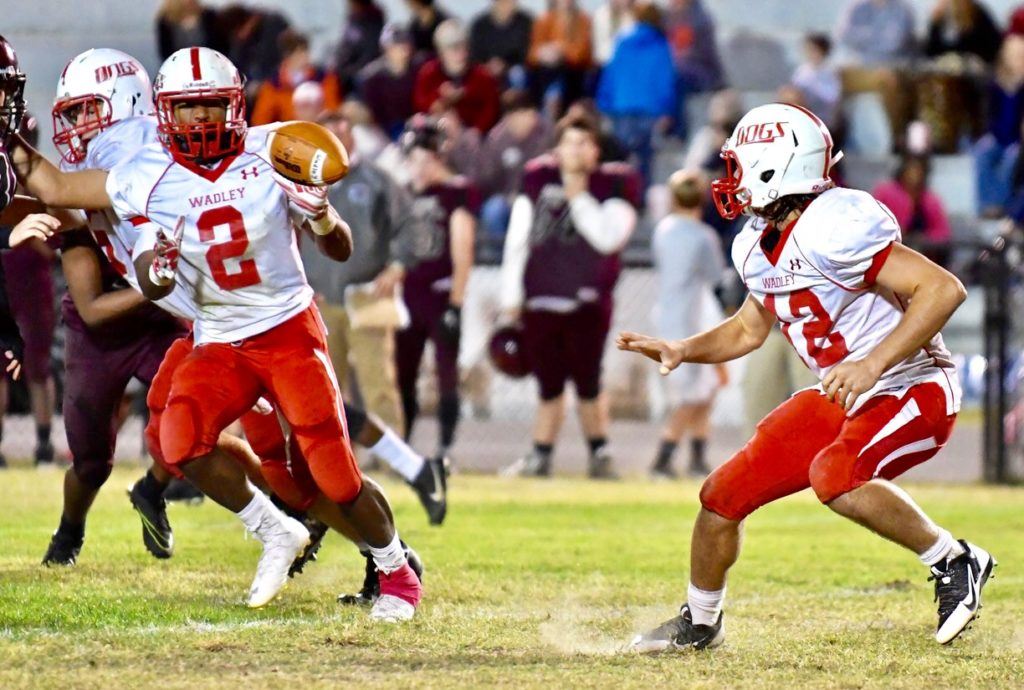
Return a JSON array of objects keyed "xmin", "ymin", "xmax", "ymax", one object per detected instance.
[
  {"xmin": 149, "ymin": 264, "xmax": 175, "ymax": 287},
  {"xmin": 309, "ymin": 211, "xmax": 334, "ymax": 236}
]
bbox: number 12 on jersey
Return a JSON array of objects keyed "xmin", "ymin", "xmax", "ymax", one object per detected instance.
[
  {"xmin": 764, "ymin": 289, "xmax": 849, "ymax": 368},
  {"xmin": 197, "ymin": 205, "xmax": 262, "ymax": 290}
]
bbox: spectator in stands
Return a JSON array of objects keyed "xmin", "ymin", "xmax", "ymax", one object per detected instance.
[
  {"xmin": 359, "ymin": 23, "xmax": 421, "ymax": 140},
  {"xmin": 527, "ymin": 0, "xmax": 593, "ymax": 116},
  {"xmin": 662, "ymin": 0, "xmax": 725, "ymax": 94},
  {"xmin": 156, "ymin": 0, "xmax": 226, "ymax": 60},
  {"xmin": 791, "ymin": 34, "xmax": 842, "ymax": 128},
  {"xmin": 292, "ymin": 81, "xmax": 325, "ymax": 122},
  {"xmin": 406, "ymin": 0, "xmax": 450, "ymax": 56},
  {"xmin": 873, "ymin": 154, "xmax": 952, "ymax": 266},
  {"xmin": 835, "ymin": 0, "xmax": 917, "ymax": 149},
  {"xmin": 925, "ymin": 0, "xmax": 1001, "ymax": 65},
  {"xmin": 596, "ymin": 2, "xmax": 676, "ymax": 187},
  {"xmin": 477, "ymin": 90, "xmax": 555, "ymax": 243},
  {"xmin": 975, "ymin": 35, "xmax": 1024, "ymax": 217},
  {"xmin": 250, "ymin": 30, "xmax": 343, "ymax": 126},
  {"xmin": 302, "ymin": 110, "xmax": 413, "ymax": 433},
  {"xmin": 469, "ymin": 0, "xmax": 534, "ymax": 87},
  {"xmin": 219, "ymin": 5, "xmax": 291, "ymax": 103},
  {"xmin": 334, "ymin": 0, "xmax": 386, "ymax": 93},
  {"xmin": 565, "ymin": 100, "xmax": 628, "ymax": 163},
  {"xmin": 682, "ymin": 88, "xmax": 742, "ymax": 171},
  {"xmin": 413, "ymin": 19, "xmax": 502, "ymax": 133},
  {"xmin": 593, "ymin": 0, "xmax": 636, "ymax": 66},
  {"xmin": 649, "ymin": 170, "xmax": 727, "ymax": 479}
]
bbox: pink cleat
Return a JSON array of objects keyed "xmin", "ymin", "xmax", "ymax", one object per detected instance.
[{"xmin": 369, "ymin": 562, "xmax": 422, "ymax": 622}]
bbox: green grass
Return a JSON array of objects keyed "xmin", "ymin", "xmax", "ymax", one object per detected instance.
[{"xmin": 1, "ymin": 467, "xmax": 1022, "ymax": 689}]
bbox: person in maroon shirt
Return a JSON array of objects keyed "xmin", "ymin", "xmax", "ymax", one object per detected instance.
[
  {"xmin": 395, "ymin": 116, "xmax": 479, "ymax": 459},
  {"xmin": 413, "ymin": 19, "xmax": 501, "ymax": 133},
  {"xmin": 358, "ymin": 23, "xmax": 422, "ymax": 139},
  {"xmin": 498, "ymin": 113, "xmax": 640, "ymax": 479}
]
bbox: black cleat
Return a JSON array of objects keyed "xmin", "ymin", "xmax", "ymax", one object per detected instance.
[
  {"xmin": 128, "ymin": 479, "xmax": 174, "ymax": 559},
  {"xmin": 410, "ymin": 456, "xmax": 448, "ymax": 525},
  {"xmin": 0, "ymin": 453, "xmax": 7, "ymax": 469},
  {"xmin": 630, "ymin": 604, "xmax": 724, "ymax": 653},
  {"xmin": 34, "ymin": 441, "xmax": 56, "ymax": 469},
  {"xmin": 288, "ymin": 516, "xmax": 329, "ymax": 578},
  {"xmin": 588, "ymin": 449, "xmax": 619, "ymax": 480},
  {"xmin": 649, "ymin": 460, "xmax": 677, "ymax": 481},
  {"xmin": 162, "ymin": 478, "xmax": 204, "ymax": 505},
  {"xmin": 42, "ymin": 529, "xmax": 83, "ymax": 566},
  {"xmin": 338, "ymin": 542, "xmax": 424, "ymax": 606},
  {"xmin": 931, "ymin": 540, "xmax": 996, "ymax": 644}
]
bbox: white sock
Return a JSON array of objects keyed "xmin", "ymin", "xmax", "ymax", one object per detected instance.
[
  {"xmin": 371, "ymin": 428, "xmax": 425, "ymax": 482},
  {"xmin": 236, "ymin": 491, "xmax": 276, "ymax": 532},
  {"xmin": 918, "ymin": 528, "xmax": 965, "ymax": 567},
  {"xmin": 687, "ymin": 582, "xmax": 725, "ymax": 627},
  {"xmin": 368, "ymin": 533, "xmax": 407, "ymax": 575}
]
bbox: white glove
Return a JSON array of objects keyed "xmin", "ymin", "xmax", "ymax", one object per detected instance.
[
  {"xmin": 275, "ymin": 174, "xmax": 333, "ymax": 234},
  {"xmin": 149, "ymin": 216, "xmax": 185, "ymax": 286}
]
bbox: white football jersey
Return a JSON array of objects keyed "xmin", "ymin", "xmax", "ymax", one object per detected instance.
[
  {"xmin": 62, "ymin": 116, "xmax": 196, "ymax": 321},
  {"xmin": 106, "ymin": 125, "xmax": 313, "ymax": 344},
  {"xmin": 731, "ymin": 187, "xmax": 960, "ymax": 416}
]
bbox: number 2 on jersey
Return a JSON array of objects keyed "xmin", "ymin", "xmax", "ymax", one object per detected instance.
[
  {"xmin": 197, "ymin": 205, "xmax": 262, "ymax": 290},
  {"xmin": 765, "ymin": 288, "xmax": 849, "ymax": 368}
]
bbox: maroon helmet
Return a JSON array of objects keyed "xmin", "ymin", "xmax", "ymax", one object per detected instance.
[
  {"xmin": 488, "ymin": 324, "xmax": 530, "ymax": 379},
  {"xmin": 0, "ymin": 36, "xmax": 26, "ymax": 145}
]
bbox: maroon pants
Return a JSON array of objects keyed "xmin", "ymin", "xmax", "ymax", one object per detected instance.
[{"xmin": 522, "ymin": 301, "xmax": 612, "ymax": 402}]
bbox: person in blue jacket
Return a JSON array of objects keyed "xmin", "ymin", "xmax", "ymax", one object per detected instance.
[{"xmin": 596, "ymin": 2, "xmax": 677, "ymax": 188}]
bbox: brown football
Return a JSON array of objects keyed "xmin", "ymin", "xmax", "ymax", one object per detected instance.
[{"xmin": 269, "ymin": 121, "xmax": 349, "ymax": 186}]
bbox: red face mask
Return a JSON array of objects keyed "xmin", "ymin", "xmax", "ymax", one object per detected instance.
[
  {"xmin": 52, "ymin": 96, "xmax": 110, "ymax": 164},
  {"xmin": 156, "ymin": 88, "xmax": 246, "ymax": 164},
  {"xmin": 711, "ymin": 149, "xmax": 750, "ymax": 220}
]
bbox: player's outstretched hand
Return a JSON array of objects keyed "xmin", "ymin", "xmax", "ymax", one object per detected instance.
[
  {"xmin": 822, "ymin": 358, "xmax": 884, "ymax": 411},
  {"xmin": 150, "ymin": 216, "xmax": 185, "ymax": 286},
  {"xmin": 616, "ymin": 331, "xmax": 685, "ymax": 375},
  {"xmin": 9, "ymin": 213, "xmax": 60, "ymax": 247}
]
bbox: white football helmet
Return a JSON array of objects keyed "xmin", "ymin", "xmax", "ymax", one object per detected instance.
[
  {"xmin": 52, "ymin": 48, "xmax": 153, "ymax": 164},
  {"xmin": 153, "ymin": 47, "xmax": 246, "ymax": 163},
  {"xmin": 711, "ymin": 102, "xmax": 843, "ymax": 220}
]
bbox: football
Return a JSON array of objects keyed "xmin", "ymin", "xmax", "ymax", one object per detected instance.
[{"xmin": 269, "ymin": 121, "xmax": 349, "ymax": 186}]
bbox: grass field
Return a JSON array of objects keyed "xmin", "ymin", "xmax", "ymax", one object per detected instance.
[{"xmin": 1, "ymin": 466, "xmax": 1022, "ymax": 689}]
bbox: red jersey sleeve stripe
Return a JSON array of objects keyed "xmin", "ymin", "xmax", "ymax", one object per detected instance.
[
  {"xmin": 129, "ymin": 215, "xmax": 151, "ymax": 227},
  {"xmin": 864, "ymin": 241, "xmax": 894, "ymax": 286}
]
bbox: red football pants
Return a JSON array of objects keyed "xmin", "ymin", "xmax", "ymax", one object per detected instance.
[
  {"xmin": 700, "ymin": 383, "xmax": 956, "ymax": 521},
  {"xmin": 154, "ymin": 306, "xmax": 361, "ymax": 504}
]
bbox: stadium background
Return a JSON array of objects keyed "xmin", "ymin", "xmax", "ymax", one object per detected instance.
[{"xmin": 1, "ymin": 0, "xmax": 1019, "ymax": 480}]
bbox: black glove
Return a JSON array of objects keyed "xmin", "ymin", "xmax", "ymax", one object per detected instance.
[{"xmin": 438, "ymin": 304, "xmax": 461, "ymax": 345}]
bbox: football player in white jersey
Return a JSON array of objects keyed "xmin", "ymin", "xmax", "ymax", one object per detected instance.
[
  {"xmin": 619, "ymin": 103, "xmax": 994, "ymax": 649},
  {"xmin": 23, "ymin": 47, "xmax": 422, "ymax": 621}
]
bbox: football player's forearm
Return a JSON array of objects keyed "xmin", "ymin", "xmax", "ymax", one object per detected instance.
[
  {"xmin": 678, "ymin": 316, "xmax": 762, "ymax": 364},
  {"xmin": 78, "ymin": 288, "xmax": 150, "ymax": 328},
  {"xmin": 19, "ymin": 149, "xmax": 110, "ymax": 210},
  {"xmin": 865, "ymin": 278, "xmax": 966, "ymax": 375},
  {"xmin": 313, "ymin": 209, "xmax": 352, "ymax": 262},
  {"xmin": 134, "ymin": 252, "xmax": 174, "ymax": 301}
]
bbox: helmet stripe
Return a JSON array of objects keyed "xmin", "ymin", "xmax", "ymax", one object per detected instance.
[
  {"xmin": 785, "ymin": 102, "xmax": 833, "ymax": 177},
  {"xmin": 189, "ymin": 47, "xmax": 201, "ymax": 81}
]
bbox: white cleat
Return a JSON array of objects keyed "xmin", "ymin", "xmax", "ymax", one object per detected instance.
[
  {"xmin": 369, "ymin": 594, "xmax": 416, "ymax": 623},
  {"xmin": 246, "ymin": 516, "xmax": 310, "ymax": 608},
  {"xmin": 931, "ymin": 540, "xmax": 996, "ymax": 645}
]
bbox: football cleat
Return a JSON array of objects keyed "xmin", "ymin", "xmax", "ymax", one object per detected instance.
[
  {"xmin": 338, "ymin": 542, "xmax": 424, "ymax": 606},
  {"xmin": 288, "ymin": 516, "xmax": 329, "ymax": 578},
  {"xmin": 500, "ymin": 450, "xmax": 551, "ymax": 478},
  {"xmin": 410, "ymin": 456, "xmax": 448, "ymax": 526},
  {"xmin": 35, "ymin": 441, "xmax": 55, "ymax": 468},
  {"xmin": 162, "ymin": 478, "xmax": 204, "ymax": 505},
  {"xmin": 588, "ymin": 449, "xmax": 619, "ymax": 480},
  {"xmin": 370, "ymin": 562, "xmax": 423, "ymax": 622},
  {"xmin": 128, "ymin": 479, "xmax": 174, "ymax": 559},
  {"xmin": 0, "ymin": 453, "xmax": 7, "ymax": 468},
  {"xmin": 630, "ymin": 604, "xmax": 725, "ymax": 653},
  {"xmin": 931, "ymin": 540, "xmax": 996, "ymax": 645},
  {"xmin": 42, "ymin": 529, "xmax": 83, "ymax": 566},
  {"xmin": 246, "ymin": 515, "xmax": 310, "ymax": 608}
]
